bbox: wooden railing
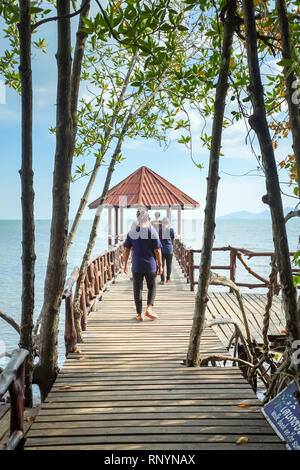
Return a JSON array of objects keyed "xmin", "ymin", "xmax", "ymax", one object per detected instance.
[
  {"xmin": 63, "ymin": 243, "xmax": 124, "ymax": 355},
  {"xmin": 0, "ymin": 349, "xmax": 29, "ymax": 450},
  {"xmin": 174, "ymin": 238, "xmax": 296, "ymax": 292}
]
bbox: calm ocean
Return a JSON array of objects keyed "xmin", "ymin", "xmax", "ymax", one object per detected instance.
[{"xmin": 0, "ymin": 216, "xmax": 299, "ymax": 401}]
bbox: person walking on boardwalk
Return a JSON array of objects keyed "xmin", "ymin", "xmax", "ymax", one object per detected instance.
[
  {"xmin": 124, "ymin": 208, "xmax": 163, "ymax": 321},
  {"xmin": 159, "ymin": 217, "xmax": 175, "ymax": 285},
  {"xmin": 151, "ymin": 211, "xmax": 162, "ymax": 233}
]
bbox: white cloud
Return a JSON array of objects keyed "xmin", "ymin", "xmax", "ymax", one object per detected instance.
[{"xmin": 0, "ymin": 107, "xmax": 20, "ymax": 122}]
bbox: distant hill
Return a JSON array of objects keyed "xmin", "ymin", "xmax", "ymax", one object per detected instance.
[{"xmin": 217, "ymin": 207, "xmax": 295, "ymax": 220}]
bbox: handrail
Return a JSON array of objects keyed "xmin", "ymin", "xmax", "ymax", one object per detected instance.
[
  {"xmin": 80, "ymin": 243, "xmax": 124, "ymax": 331},
  {"xmin": 0, "ymin": 348, "xmax": 29, "ymax": 450},
  {"xmin": 62, "ymin": 243, "xmax": 124, "ymax": 355},
  {"xmin": 174, "ymin": 238, "xmax": 296, "ymax": 292}
]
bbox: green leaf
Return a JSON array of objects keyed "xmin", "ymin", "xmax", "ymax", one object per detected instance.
[{"xmin": 277, "ymin": 58, "xmax": 293, "ymax": 67}]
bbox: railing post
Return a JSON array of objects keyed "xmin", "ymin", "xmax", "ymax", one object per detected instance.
[
  {"xmin": 80, "ymin": 286, "xmax": 88, "ymax": 331},
  {"xmin": 63, "ymin": 268, "xmax": 79, "ymax": 355},
  {"xmin": 189, "ymin": 250, "xmax": 194, "ymax": 291},
  {"xmin": 230, "ymin": 249, "xmax": 236, "ymax": 293},
  {"xmin": 0, "ymin": 349, "xmax": 29, "ymax": 450},
  {"xmin": 64, "ymin": 295, "xmax": 77, "ymax": 355},
  {"xmin": 7, "ymin": 361, "xmax": 25, "ymax": 450},
  {"xmin": 93, "ymin": 260, "xmax": 100, "ymax": 295}
]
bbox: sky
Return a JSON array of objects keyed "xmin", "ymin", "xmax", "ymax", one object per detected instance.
[{"xmin": 0, "ymin": 4, "xmax": 297, "ymax": 221}]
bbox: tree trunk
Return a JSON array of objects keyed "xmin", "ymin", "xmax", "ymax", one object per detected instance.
[
  {"xmin": 66, "ymin": 52, "xmax": 137, "ymax": 253},
  {"xmin": 73, "ymin": 116, "xmax": 132, "ymax": 342},
  {"xmin": 242, "ymin": 0, "xmax": 300, "ymax": 405},
  {"xmin": 18, "ymin": 0, "xmax": 35, "ymax": 407},
  {"xmin": 276, "ymin": 0, "xmax": 300, "ymax": 198},
  {"xmin": 33, "ymin": 0, "xmax": 74, "ymax": 401},
  {"xmin": 186, "ymin": 0, "xmax": 237, "ymax": 366},
  {"xmin": 33, "ymin": 1, "xmax": 91, "ymax": 401},
  {"xmin": 33, "ymin": 1, "xmax": 91, "ymax": 342},
  {"xmin": 70, "ymin": 0, "xmax": 91, "ymax": 136}
]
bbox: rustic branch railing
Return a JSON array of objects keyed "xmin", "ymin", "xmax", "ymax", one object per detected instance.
[
  {"xmin": 63, "ymin": 244, "xmax": 124, "ymax": 354},
  {"xmin": 0, "ymin": 349, "xmax": 29, "ymax": 450},
  {"xmin": 62, "ymin": 267, "xmax": 79, "ymax": 356},
  {"xmin": 174, "ymin": 238, "xmax": 296, "ymax": 292}
]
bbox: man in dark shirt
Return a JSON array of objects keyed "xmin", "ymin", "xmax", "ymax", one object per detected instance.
[
  {"xmin": 124, "ymin": 209, "xmax": 163, "ymax": 321},
  {"xmin": 159, "ymin": 217, "xmax": 175, "ymax": 284},
  {"xmin": 151, "ymin": 211, "xmax": 161, "ymax": 233}
]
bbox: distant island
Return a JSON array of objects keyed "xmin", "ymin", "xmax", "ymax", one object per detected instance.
[{"xmin": 217, "ymin": 207, "xmax": 295, "ymax": 220}]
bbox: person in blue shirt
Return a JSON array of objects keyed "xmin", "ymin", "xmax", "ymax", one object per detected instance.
[
  {"xmin": 159, "ymin": 217, "xmax": 175, "ymax": 285},
  {"xmin": 123, "ymin": 209, "xmax": 163, "ymax": 321}
]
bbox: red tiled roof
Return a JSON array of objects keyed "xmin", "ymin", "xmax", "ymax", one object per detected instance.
[{"xmin": 88, "ymin": 166, "xmax": 199, "ymax": 209}]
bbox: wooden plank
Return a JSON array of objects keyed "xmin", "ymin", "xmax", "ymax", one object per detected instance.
[
  {"xmin": 28, "ymin": 424, "xmax": 275, "ymax": 437},
  {"xmin": 34, "ymin": 411, "xmax": 267, "ymax": 422},
  {"xmin": 31, "ymin": 418, "xmax": 267, "ymax": 428},
  {"xmin": 25, "ymin": 433, "xmax": 282, "ymax": 446},
  {"xmin": 36, "ymin": 405, "xmax": 263, "ymax": 416},
  {"xmin": 25, "ymin": 442, "xmax": 285, "ymax": 450}
]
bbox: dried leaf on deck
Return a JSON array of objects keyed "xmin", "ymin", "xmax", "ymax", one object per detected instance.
[
  {"xmin": 59, "ymin": 386, "xmax": 72, "ymax": 390},
  {"xmin": 74, "ymin": 349, "xmax": 82, "ymax": 354},
  {"xmin": 237, "ymin": 404, "xmax": 251, "ymax": 407},
  {"xmin": 24, "ymin": 416, "xmax": 36, "ymax": 421},
  {"xmin": 236, "ymin": 436, "xmax": 249, "ymax": 445}
]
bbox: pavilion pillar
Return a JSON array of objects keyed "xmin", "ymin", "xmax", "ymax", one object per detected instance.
[
  {"xmin": 167, "ymin": 207, "xmax": 171, "ymax": 222},
  {"xmin": 177, "ymin": 207, "xmax": 182, "ymax": 238},
  {"xmin": 114, "ymin": 206, "xmax": 119, "ymax": 245},
  {"xmin": 108, "ymin": 207, "xmax": 112, "ymax": 246},
  {"xmin": 120, "ymin": 207, "xmax": 124, "ymax": 241}
]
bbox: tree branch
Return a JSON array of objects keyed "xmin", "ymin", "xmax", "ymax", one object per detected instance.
[
  {"xmin": 0, "ymin": 310, "xmax": 21, "ymax": 334},
  {"xmin": 200, "ymin": 354, "xmax": 255, "ymax": 368},
  {"xmin": 31, "ymin": 0, "xmax": 89, "ymax": 31},
  {"xmin": 284, "ymin": 209, "xmax": 300, "ymax": 223}
]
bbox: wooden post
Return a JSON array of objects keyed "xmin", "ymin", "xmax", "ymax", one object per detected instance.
[
  {"xmin": 230, "ymin": 249, "xmax": 237, "ymax": 293},
  {"xmin": 189, "ymin": 250, "xmax": 195, "ymax": 291},
  {"xmin": 177, "ymin": 207, "xmax": 182, "ymax": 238},
  {"xmin": 7, "ymin": 362, "xmax": 25, "ymax": 450},
  {"xmin": 115, "ymin": 206, "xmax": 119, "ymax": 245},
  {"xmin": 63, "ymin": 268, "xmax": 79, "ymax": 355},
  {"xmin": 108, "ymin": 207, "xmax": 112, "ymax": 246},
  {"xmin": 101, "ymin": 255, "xmax": 105, "ymax": 287},
  {"xmin": 64, "ymin": 296, "xmax": 77, "ymax": 355},
  {"xmin": 93, "ymin": 260, "xmax": 100, "ymax": 295},
  {"xmin": 80, "ymin": 287, "xmax": 88, "ymax": 331}
]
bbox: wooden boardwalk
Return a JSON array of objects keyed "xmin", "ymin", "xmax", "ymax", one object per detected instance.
[
  {"xmin": 206, "ymin": 292, "xmax": 286, "ymax": 347},
  {"xmin": 0, "ymin": 403, "xmax": 38, "ymax": 449},
  {"xmin": 25, "ymin": 260, "xmax": 285, "ymax": 450}
]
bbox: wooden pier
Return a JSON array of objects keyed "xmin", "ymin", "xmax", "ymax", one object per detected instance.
[{"xmin": 24, "ymin": 259, "xmax": 285, "ymax": 450}]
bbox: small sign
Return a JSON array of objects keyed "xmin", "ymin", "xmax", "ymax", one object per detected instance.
[{"xmin": 262, "ymin": 381, "xmax": 300, "ymax": 450}]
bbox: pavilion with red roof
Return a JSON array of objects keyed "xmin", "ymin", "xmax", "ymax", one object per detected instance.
[{"xmin": 89, "ymin": 166, "xmax": 199, "ymax": 245}]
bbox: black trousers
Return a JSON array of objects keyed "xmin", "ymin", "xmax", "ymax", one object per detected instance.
[
  {"xmin": 133, "ymin": 272, "xmax": 157, "ymax": 315},
  {"xmin": 161, "ymin": 253, "xmax": 173, "ymax": 282}
]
